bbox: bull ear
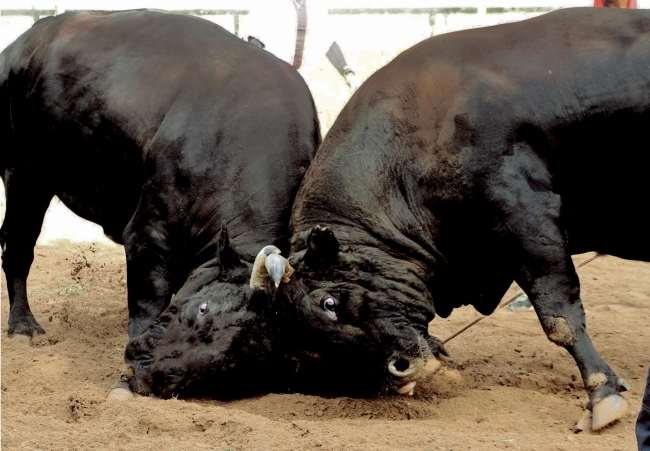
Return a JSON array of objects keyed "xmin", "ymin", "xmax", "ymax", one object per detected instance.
[
  {"xmin": 217, "ymin": 221, "xmax": 240, "ymax": 266},
  {"xmin": 304, "ymin": 225, "xmax": 339, "ymax": 268}
]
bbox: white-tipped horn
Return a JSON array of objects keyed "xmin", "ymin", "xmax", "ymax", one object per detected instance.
[
  {"xmin": 260, "ymin": 245, "xmax": 281, "ymax": 256},
  {"xmin": 265, "ymin": 254, "xmax": 286, "ymax": 288},
  {"xmin": 249, "ymin": 245, "xmax": 294, "ymax": 289}
]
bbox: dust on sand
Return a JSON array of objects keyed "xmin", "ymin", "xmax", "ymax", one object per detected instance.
[{"xmin": 2, "ymin": 241, "xmax": 648, "ymax": 450}]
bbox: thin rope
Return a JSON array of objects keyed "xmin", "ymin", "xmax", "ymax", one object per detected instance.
[{"xmin": 442, "ymin": 253, "xmax": 602, "ymax": 344}]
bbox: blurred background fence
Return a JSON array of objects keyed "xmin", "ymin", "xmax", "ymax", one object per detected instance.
[{"xmin": 3, "ymin": 0, "xmax": 645, "ymax": 132}]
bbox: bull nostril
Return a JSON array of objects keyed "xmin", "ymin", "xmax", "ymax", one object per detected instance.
[
  {"xmin": 388, "ymin": 357, "xmax": 423, "ymax": 378},
  {"xmin": 393, "ymin": 358, "xmax": 410, "ymax": 373}
]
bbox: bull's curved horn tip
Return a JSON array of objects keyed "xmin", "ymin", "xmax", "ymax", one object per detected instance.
[
  {"xmin": 259, "ymin": 245, "xmax": 281, "ymax": 256},
  {"xmin": 265, "ymin": 253, "xmax": 286, "ymax": 287}
]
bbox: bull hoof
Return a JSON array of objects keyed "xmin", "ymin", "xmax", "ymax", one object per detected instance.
[
  {"xmin": 574, "ymin": 409, "xmax": 592, "ymax": 433},
  {"xmin": 591, "ymin": 394, "xmax": 628, "ymax": 431},
  {"xmin": 9, "ymin": 333, "xmax": 33, "ymax": 343},
  {"xmin": 107, "ymin": 388, "xmax": 134, "ymax": 402},
  {"xmin": 8, "ymin": 317, "xmax": 46, "ymax": 339}
]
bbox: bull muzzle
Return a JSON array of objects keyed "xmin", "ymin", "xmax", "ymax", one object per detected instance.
[
  {"xmin": 388, "ymin": 357, "xmax": 423, "ymax": 378},
  {"xmin": 388, "ymin": 356, "xmax": 442, "ymax": 396}
]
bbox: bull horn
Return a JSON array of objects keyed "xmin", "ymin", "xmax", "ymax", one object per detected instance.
[
  {"xmin": 249, "ymin": 246, "xmax": 294, "ymax": 289},
  {"xmin": 265, "ymin": 254, "xmax": 286, "ymax": 288}
]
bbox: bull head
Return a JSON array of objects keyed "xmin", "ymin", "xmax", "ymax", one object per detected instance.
[
  {"xmin": 250, "ymin": 225, "xmax": 447, "ymax": 397},
  {"xmin": 124, "ymin": 223, "xmax": 287, "ymax": 398}
]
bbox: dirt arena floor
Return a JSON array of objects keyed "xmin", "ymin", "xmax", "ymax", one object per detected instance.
[{"xmin": 1, "ymin": 241, "xmax": 648, "ymax": 450}]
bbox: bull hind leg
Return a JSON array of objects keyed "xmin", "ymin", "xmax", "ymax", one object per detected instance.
[
  {"xmin": 489, "ymin": 145, "xmax": 627, "ymax": 430},
  {"xmin": 1, "ymin": 170, "xmax": 54, "ymax": 337}
]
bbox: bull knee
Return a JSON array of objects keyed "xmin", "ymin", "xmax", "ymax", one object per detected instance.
[
  {"xmin": 586, "ymin": 372, "xmax": 608, "ymax": 391},
  {"xmin": 543, "ymin": 316, "xmax": 575, "ymax": 346}
]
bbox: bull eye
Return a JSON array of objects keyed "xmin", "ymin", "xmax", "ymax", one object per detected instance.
[
  {"xmin": 321, "ymin": 297, "xmax": 337, "ymax": 313},
  {"xmin": 198, "ymin": 302, "xmax": 208, "ymax": 316}
]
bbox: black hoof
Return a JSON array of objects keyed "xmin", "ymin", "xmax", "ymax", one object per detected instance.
[{"xmin": 8, "ymin": 315, "xmax": 46, "ymax": 338}]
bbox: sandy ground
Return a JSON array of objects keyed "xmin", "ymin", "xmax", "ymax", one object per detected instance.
[{"xmin": 1, "ymin": 241, "xmax": 648, "ymax": 451}]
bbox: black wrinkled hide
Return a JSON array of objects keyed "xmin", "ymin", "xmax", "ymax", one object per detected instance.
[
  {"xmin": 282, "ymin": 8, "xmax": 650, "ymax": 401},
  {"xmin": 1, "ymin": 10, "xmax": 320, "ymax": 396},
  {"xmin": 125, "ymin": 260, "xmax": 282, "ymax": 398}
]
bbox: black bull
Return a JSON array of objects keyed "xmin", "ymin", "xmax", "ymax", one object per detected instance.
[
  {"xmin": 0, "ymin": 11, "xmax": 319, "ymax": 395},
  {"xmin": 273, "ymin": 8, "xmax": 650, "ymax": 431}
]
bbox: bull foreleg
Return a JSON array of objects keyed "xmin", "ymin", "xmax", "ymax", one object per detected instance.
[
  {"xmin": 109, "ymin": 212, "xmax": 175, "ymax": 401},
  {"xmin": 517, "ymin": 265, "xmax": 629, "ymax": 431},
  {"xmin": 490, "ymin": 151, "xmax": 627, "ymax": 431},
  {"xmin": 123, "ymin": 217, "xmax": 175, "ymax": 340},
  {"xmin": 0, "ymin": 171, "xmax": 53, "ymax": 338}
]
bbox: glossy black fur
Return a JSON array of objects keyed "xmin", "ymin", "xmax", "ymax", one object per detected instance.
[
  {"xmin": 281, "ymin": 8, "xmax": 650, "ymax": 406},
  {"xmin": 0, "ymin": 10, "xmax": 319, "ymax": 395}
]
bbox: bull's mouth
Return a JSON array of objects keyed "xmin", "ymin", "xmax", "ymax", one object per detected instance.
[
  {"xmin": 387, "ymin": 344, "xmax": 444, "ymax": 397},
  {"xmin": 397, "ymin": 381, "xmax": 418, "ymax": 395},
  {"xmin": 387, "ymin": 357, "xmax": 424, "ymax": 396}
]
